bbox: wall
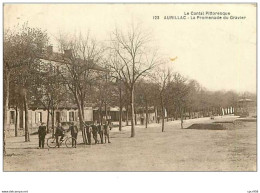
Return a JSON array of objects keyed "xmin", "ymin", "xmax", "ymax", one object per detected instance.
[
  {"xmin": 5, "ymin": 107, "xmax": 94, "ymax": 134},
  {"xmin": 84, "ymin": 107, "xmax": 93, "ymax": 121}
]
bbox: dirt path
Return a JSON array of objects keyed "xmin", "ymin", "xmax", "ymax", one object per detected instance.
[{"xmin": 4, "ymin": 115, "xmax": 256, "ymax": 171}]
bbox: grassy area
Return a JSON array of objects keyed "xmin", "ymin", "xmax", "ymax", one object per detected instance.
[{"xmin": 4, "ymin": 116, "xmax": 256, "ymax": 171}]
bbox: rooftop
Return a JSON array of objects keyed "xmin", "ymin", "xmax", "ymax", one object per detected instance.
[{"xmin": 38, "ymin": 46, "xmax": 108, "ymax": 72}]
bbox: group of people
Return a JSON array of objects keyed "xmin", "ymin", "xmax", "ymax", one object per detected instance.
[
  {"xmin": 37, "ymin": 120, "xmax": 112, "ymax": 149},
  {"xmin": 84, "ymin": 120, "xmax": 112, "ymax": 145}
]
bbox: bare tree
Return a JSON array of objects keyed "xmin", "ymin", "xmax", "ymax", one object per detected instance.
[
  {"xmin": 153, "ymin": 67, "xmax": 171, "ymax": 132},
  {"xmin": 4, "ymin": 23, "xmax": 48, "ymax": 154},
  {"xmin": 109, "ymin": 24, "xmax": 160, "ymax": 137},
  {"xmin": 116, "ymin": 78, "xmax": 124, "ymax": 131},
  {"xmin": 9, "ymin": 83, "xmax": 24, "ymax": 137},
  {"xmin": 91, "ymin": 72, "xmax": 116, "ymax": 124},
  {"xmin": 135, "ymin": 80, "xmax": 158, "ymax": 128},
  {"xmin": 171, "ymin": 73, "xmax": 190, "ymax": 129},
  {"xmin": 31, "ymin": 62, "xmax": 67, "ymax": 135},
  {"xmin": 54, "ymin": 32, "xmax": 106, "ymax": 144}
]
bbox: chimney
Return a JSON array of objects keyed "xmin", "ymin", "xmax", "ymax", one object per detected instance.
[
  {"xmin": 64, "ymin": 49, "xmax": 73, "ymax": 58},
  {"xmin": 47, "ymin": 45, "xmax": 53, "ymax": 55}
]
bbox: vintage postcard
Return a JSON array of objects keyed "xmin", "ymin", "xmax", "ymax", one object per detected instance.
[{"xmin": 3, "ymin": 3, "xmax": 256, "ymax": 173}]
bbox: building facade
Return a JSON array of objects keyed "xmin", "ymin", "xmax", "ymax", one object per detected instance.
[{"xmin": 6, "ymin": 107, "xmax": 93, "ymax": 131}]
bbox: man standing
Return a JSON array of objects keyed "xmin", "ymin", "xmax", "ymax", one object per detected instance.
[
  {"xmin": 55, "ymin": 123, "xmax": 65, "ymax": 148},
  {"xmin": 98, "ymin": 122, "xmax": 104, "ymax": 144},
  {"xmin": 141, "ymin": 116, "xmax": 144, "ymax": 125},
  {"xmin": 38, "ymin": 122, "xmax": 47, "ymax": 149},
  {"xmin": 68, "ymin": 122, "xmax": 78, "ymax": 148},
  {"xmin": 157, "ymin": 116, "xmax": 160, "ymax": 123},
  {"xmin": 104, "ymin": 121, "xmax": 111, "ymax": 144},
  {"xmin": 85, "ymin": 122, "xmax": 92, "ymax": 145},
  {"xmin": 91, "ymin": 121, "xmax": 99, "ymax": 144}
]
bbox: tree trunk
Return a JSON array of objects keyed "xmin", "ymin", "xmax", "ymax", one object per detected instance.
[
  {"xmin": 99, "ymin": 106, "xmax": 101, "ymax": 124},
  {"xmin": 180, "ymin": 107, "xmax": 184, "ymax": 129},
  {"xmin": 154, "ymin": 106, "xmax": 158, "ymax": 123},
  {"xmin": 119, "ymin": 86, "xmax": 122, "ymax": 131},
  {"xmin": 105, "ymin": 101, "xmax": 108, "ymax": 122},
  {"xmin": 76, "ymin": 97, "xmax": 86, "ymax": 144},
  {"xmin": 3, "ymin": 70, "xmax": 10, "ymax": 155},
  {"xmin": 46, "ymin": 100, "xmax": 51, "ymax": 133},
  {"xmin": 81, "ymin": 96, "xmax": 88, "ymax": 142},
  {"xmin": 126, "ymin": 105, "xmax": 129, "ymax": 126},
  {"xmin": 51, "ymin": 106, "xmax": 55, "ymax": 138},
  {"xmin": 134, "ymin": 109, "xmax": 137, "ymax": 125},
  {"xmin": 73, "ymin": 90, "xmax": 86, "ymax": 144},
  {"xmin": 47, "ymin": 108, "xmax": 50, "ymax": 133},
  {"xmin": 80, "ymin": 109, "xmax": 86, "ymax": 144},
  {"xmin": 99, "ymin": 103, "xmax": 103, "ymax": 125},
  {"xmin": 15, "ymin": 106, "xmax": 18, "ymax": 137},
  {"xmin": 145, "ymin": 101, "xmax": 148, "ymax": 128},
  {"xmin": 160, "ymin": 95, "xmax": 165, "ymax": 132},
  {"xmin": 130, "ymin": 87, "xmax": 135, "ymax": 137},
  {"xmin": 81, "ymin": 100, "xmax": 85, "ymax": 120},
  {"xmin": 166, "ymin": 108, "xmax": 169, "ymax": 122},
  {"xmin": 24, "ymin": 94, "xmax": 30, "ymax": 142}
]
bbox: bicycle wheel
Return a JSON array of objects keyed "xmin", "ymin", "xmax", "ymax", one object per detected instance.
[
  {"xmin": 47, "ymin": 137, "xmax": 57, "ymax": 148},
  {"xmin": 65, "ymin": 137, "xmax": 77, "ymax": 148}
]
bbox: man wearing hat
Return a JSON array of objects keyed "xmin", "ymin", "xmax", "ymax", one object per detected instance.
[
  {"xmin": 55, "ymin": 122, "xmax": 65, "ymax": 148},
  {"xmin": 91, "ymin": 121, "xmax": 99, "ymax": 144},
  {"xmin": 68, "ymin": 122, "xmax": 78, "ymax": 148},
  {"xmin": 104, "ymin": 120, "xmax": 111, "ymax": 144},
  {"xmin": 85, "ymin": 122, "xmax": 92, "ymax": 145},
  {"xmin": 97, "ymin": 122, "xmax": 104, "ymax": 144},
  {"xmin": 38, "ymin": 122, "xmax": 47, "ymax": 149}
]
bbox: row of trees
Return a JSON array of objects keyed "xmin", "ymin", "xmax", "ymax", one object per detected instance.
[
  {"xmin": 134, "ymin": 74, "xmax": 246, "ymax": 131},
  {"xmin": 3, "ymin": 23, "xmax": 255, "ymax": 155},
  {"xmin": 4, "ymin": 24, "xmax": 49, "ymax": 153}
]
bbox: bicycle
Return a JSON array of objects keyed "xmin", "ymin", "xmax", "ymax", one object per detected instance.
[{"xmin": 47, "ymin": 134, "xmax": 77, "ymax": 148}]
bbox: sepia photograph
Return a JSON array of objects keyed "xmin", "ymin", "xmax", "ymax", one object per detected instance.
[{"xmin": 2, "ymin": 3, "xmax": 257, "ymax": 173}]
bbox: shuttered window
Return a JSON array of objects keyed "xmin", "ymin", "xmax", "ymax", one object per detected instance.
[{"xmin": 69, "ymin": 111, "xmax": 75, "ymax": 121}]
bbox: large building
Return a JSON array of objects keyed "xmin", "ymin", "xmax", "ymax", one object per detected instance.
[
  {"xmin": 5, "ymin": 46, "xmax": 108, "ymax": 133},
  {"xmin": 6, "ymin": 106, "xmax": 93, "ymax": 131}
]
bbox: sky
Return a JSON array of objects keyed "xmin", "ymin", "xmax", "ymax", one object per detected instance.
[{"xmin": 3, "ymin": 4, "xmax": 257, "ymax": 93}]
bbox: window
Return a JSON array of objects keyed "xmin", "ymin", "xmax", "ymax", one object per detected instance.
[
  {"xmin": 10, "ymin": 111, "xmax": 15, "ymax": 124},
  {"xmin": 56, "ymin": 112, "xmax": 61, "ymax": 123},
  {"xmin": 69, "ymin": 112, "xmax": 75, "ymax": 121},
  {"xmin": 35, "ymin": 112, "xmax": 42, "ymax": 123},
  {"xmin": 38, "ymin": 112, "xmax": 42, "ymax": 123}
]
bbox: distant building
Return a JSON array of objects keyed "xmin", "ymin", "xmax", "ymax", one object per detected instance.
[{"xmin": 235, "ymin": 98, "xmax": 256, "ymax": 117}]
